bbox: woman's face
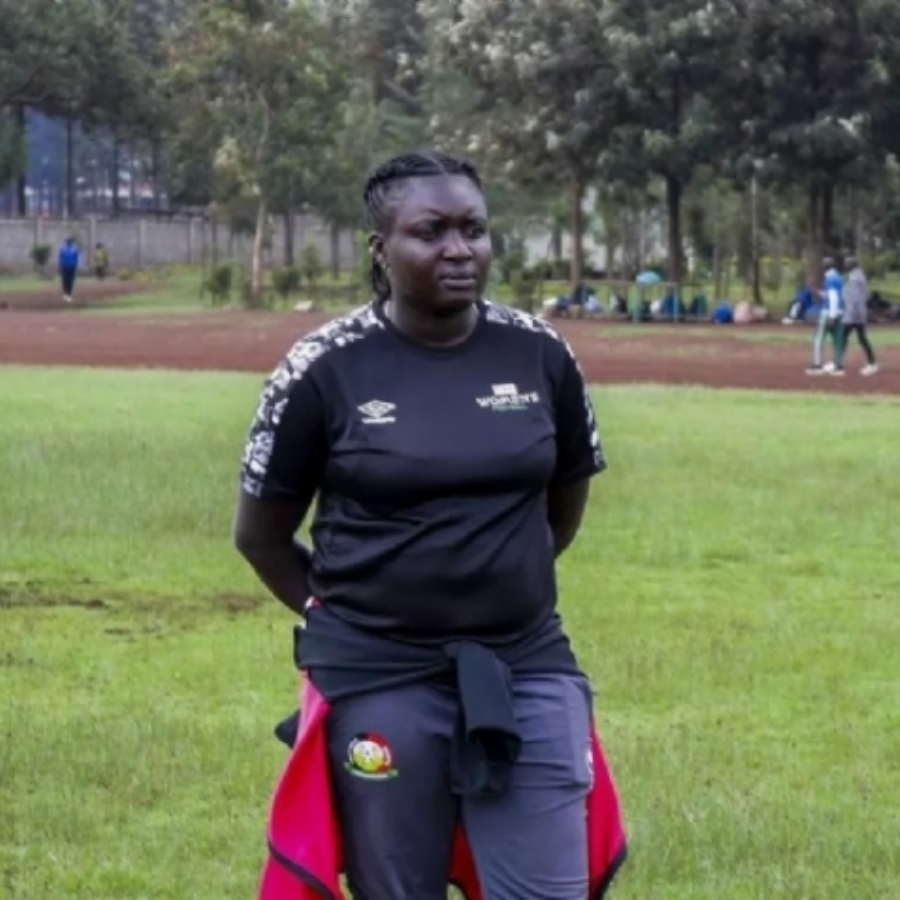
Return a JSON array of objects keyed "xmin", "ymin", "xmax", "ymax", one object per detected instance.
[{"xmin": 375, "ymin": 175, "xmax": 492, "ymax": 316}]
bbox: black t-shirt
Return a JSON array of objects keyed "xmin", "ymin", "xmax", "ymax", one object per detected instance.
[{"xmin": 240, "ymin": 299, "xmax": 605, "ymax": 641}]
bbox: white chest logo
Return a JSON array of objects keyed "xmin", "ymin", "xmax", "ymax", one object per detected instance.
[
  {"xmin": 476, "ymin": 383, "xmax": 540, "ymax": 411},
  {"xmin": 358, "ymin": 400, "xmax": 396, "ymax": 424}
]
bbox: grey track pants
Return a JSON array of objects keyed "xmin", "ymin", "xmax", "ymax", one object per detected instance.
[{"xmin": 325, "ymin": 673, "xmax": 594, "ymax": 900}]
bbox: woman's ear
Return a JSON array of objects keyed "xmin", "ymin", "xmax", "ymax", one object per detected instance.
[{"xmin": 368, "ymin": 233, "xmax": 386, "ymax": 269}]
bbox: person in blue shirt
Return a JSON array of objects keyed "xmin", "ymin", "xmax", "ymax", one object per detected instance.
[
  {"xmin": 806, "ymin": 257, "xmax": 845, "ymax": 376},
  {"xmin": 783, "ymin": 285, "xmax": 817, "ymax": 324},
  {"xmin": 711, "ymin": 301, "xmax": 733, "ymax": 324},
  {"xmin": 58, "ymin": 237, "xmax": 81, "ymax": 303}
]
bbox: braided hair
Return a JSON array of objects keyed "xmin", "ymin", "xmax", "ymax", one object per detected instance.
[{"xmin": 363, "ymin": 150, "xmax": 484, "ymax": 301}]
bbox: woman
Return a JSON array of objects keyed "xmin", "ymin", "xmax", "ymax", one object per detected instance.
[{"xmin": 236, "ymin": 150, "xmax": 626, "ymax": 900}]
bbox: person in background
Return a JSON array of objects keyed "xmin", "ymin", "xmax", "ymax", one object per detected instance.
[
  {"xmin": 806, "ymin": 257, "xmax": 845, "ymax": 376},
  {"xmin": 610, "ymin": 292, "xmax": 628, "ymax": 317},
  {"xmin": 842, "ymin": 257, "xmax": 878, "ymax": 376},
  {"xmin": 93, "ymin": 243, "xmax": 109, "ymax": 280},
  {"xmin": 711, "ymin": 301, "xmax": 734, "ymax": 325},
  {"xmin": 867, "ymin": 290, "xmax": 892, "ymax": 318},
  {"xmin": 582, "ymin": 285, "xmax": 603, "ymax": 318},
  {"xmin": 58, "ymin": 237, "xmax": 80, "ymax": 303},
  {"xmin": 782, "ymin": 285, "xmax": 816, "ymax": 324},
  {"xmin": 553, "ymin": 281, "xmax": 596, "ymax": 318}
]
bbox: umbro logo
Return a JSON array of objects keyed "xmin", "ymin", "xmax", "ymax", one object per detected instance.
[{"xmin": 358, "ymin": 399, "xmax": 396, "ymax": 424}]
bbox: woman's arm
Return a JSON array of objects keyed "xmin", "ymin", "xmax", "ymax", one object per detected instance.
[
  {"xmin": 234, "ymin": 492, "xmax": 315, "ymax": 617},
  {"xmin": 547, "ymin": 335, "xmax": 606, "ymax": 556},
  {"xmin": 547, "ymin": 478, "xmax": 591, "ymax": 558},
  {"xmin": 236, "ymin": 352, "xmax": 328, "ymax": 616}
]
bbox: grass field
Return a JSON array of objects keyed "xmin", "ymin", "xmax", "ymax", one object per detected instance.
[
  {"xmin": 2, "ymin": 367, "xmax": 900, "ymax": 899},
  {"xmin": 731, "ymin": 324, "xmax": 900, "ymax": 347},
  {"xmin": 588, "ymin": 321, "xmax": 900, "ymax": 348},
  {"xmin": 0, "ymin": 269, "xmax": 211, "ymax": 312},
  {"xmin": 87, "ymin": 272, "xmax": 213, "ymax": 315},
  {"xmin": 0, "ymin": 274, "xmax": 52, "ymax": 294}
]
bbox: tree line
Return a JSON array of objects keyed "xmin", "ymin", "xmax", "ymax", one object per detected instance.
[{"xmin": 4, "ymin": 0, "xmax": 900, "ymax": 303}]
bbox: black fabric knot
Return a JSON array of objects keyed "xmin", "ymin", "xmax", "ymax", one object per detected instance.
[{"xmin": 446, "ymin": 641, "xmax": 522, "ymax": 799}]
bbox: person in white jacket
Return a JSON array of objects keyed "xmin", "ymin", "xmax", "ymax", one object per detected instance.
[{"xmin": 806, "ymin": 258, "xmax": 845, "ymax": 376}]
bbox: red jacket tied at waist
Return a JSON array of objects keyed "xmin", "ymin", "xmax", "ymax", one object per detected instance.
[{"xmin": 258, "ymin": 678, "xmax": 627, "ymax": 900}]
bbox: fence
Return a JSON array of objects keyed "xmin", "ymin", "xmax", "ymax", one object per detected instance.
[{"xmin": 0, "ymin": 214, "xmax": 357, "ymax": 273}]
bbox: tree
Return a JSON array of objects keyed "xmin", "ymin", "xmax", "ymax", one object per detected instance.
[
  {"xmin": 732, "ymin": 0, "xmax": 900, "ymax": 283},
  {"xmin": 604, "ymin": 0, "xmax": 740, "ymax": 283},
  {"xmin": 352, "ymin": 0, "xmax": 428, "ymax": 116},
  {"xmin": 423, "ymin": 0, "xmax": 620, "ymax": 287},
  {"xmin": 299, "ymin": 84, "xmax": 382, "ymax": 277},
  {"xmin": 108, "ymin": 0, "xmax": 184, "ymax": 213},
  {"xmin": 264, "ymin": 10, "xmax": 352, "ymax": 272},
  {"xmin": 167, "ymin": 0, "xmax": 343, "ymax": 305},
  {"xmin": 0, "ymin": 110, "xmax": 26, "ymax": 197},
  {"xmin": 0, "ymin": 0, "xmax": 145, "ymax": 214},
  {"xmin": 0, "ymin": 0, "xmax": 88, "ymax": 111},
  {"xmin": 329, "ymin": 0, "xmax": 437, "ymax": 160},
  {"xmin": 40, "ymin": 5, "xmax": 148, "ymax": 217}
]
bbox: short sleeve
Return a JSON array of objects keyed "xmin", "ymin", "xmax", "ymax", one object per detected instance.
[
  {"xmin": 551, "ymin": 340, "xmax": 606, "ymax": 485},
  {"xmin": 240, "ymin": 360, "xmax": 328, "ymax": 501}
]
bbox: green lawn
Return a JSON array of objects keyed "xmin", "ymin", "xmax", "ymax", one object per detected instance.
[
  {"xmin": 0, "ymin": 266, "xmax": 366, "ymax": 314},
  {"xmin": 84, "ymin": 270, "xmax": 212, "ymax": 315},
  {"xmin": 2, "ymin": 368, "xmax": 900, "ymax": 899},
  {"xmin": 0, "ymin": 269, "xmax": 210, "ymax": 311},
  {"xmin": 587, "ymin": 320, "xmax": 900, "ymax": 348},
  {"xmin": 731, "ymin": 324, "xmax": 900, "ymax": 347},
  {"xmin": 84, "ymin": 269, "xmax": 372, "ymax": 317},
  {"xmin": 0, "ymin": 273, "xmax": 51, "ymax": 294}
]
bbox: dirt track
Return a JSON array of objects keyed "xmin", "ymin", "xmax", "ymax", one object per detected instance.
[{"xmin": 0, "ymin": 288, "xmax": 897, "ymax": 395}]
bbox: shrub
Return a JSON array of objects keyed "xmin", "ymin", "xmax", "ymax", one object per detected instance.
[
  {"xmin": 509, "ymin": 267, "xmax": 538, "ymax": 313},
  {"xmin": 864, "ymin": 251, "xmax": 899, "ymax": 279},
  {"xmin": 272, "ymin": 266, "xmax": 302, "ymax": 300},
  {"xmin": 134, "ymin": 270, "xmax": 161, "ymax": 283},
  {"xmin": 530, "ymin": 260, "xmax": 553, "ymax": 281},
  {"xmin": 762, "ymin": 259, "xmax": 782, "ymax": 293},
  {"xmin": 498, "ymin": 239, "xmax": 527, "ymax": 284},
  {"xmin": 550, "ymin": 258, "xmax": 572, "ymax": 282},
  {"xmin": 30, "ymin": 244, "xmax": 51, "ymax": 275},
  {"xmin": 204, "ymin": 263, "xmax": 233, "ymax": 306},
  {"xmin": 883, "ymin": 249, "xmax": 900, "ymax": 274},
  {"xmin": 240, "ymin": 272, "xmax": 252, "ymax": 308},
  {"xmin": 300, "ymin": 244, "xmax": 323, "ymax": 291}
]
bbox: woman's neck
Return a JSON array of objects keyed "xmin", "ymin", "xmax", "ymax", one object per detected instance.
[{"xmin": 384, "ymin": 297, "xmax": 479, "ymax": 347}]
